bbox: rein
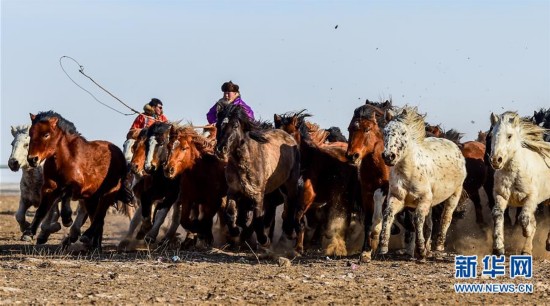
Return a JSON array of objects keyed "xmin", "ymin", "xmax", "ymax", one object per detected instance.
[{"xmin": 60, "ymin": 56, "xmax": 139, "ymax": 116}]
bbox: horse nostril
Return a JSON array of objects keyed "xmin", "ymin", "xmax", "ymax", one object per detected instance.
[
  {"xmin": 389, "ymin": 153, "xmax": 396, "ymax": 161},
  {"xmin": 497, "ymin": 157, "xmax": 502, "ymax": 164},
  {"xmin": 27, "ymin": 156, "xmax": 39, "ymax": 166},
  {"xmin": 353, "ymin": 153, "xmax": 360, "ymax": 161}
]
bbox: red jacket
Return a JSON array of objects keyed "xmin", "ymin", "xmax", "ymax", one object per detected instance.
[{"xmin": 130, "ymin": 113, "xmax": 168, "ymax": 130}]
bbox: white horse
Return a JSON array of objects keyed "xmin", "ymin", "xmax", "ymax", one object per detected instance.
[
  {"xmin": 489, "ymin": 111, "xmax": 550, "ymax": 255},
  {"xmin": 9, "ymin": 125, "xmax": 76, "ymax": 243},
  {"xmin": 378, "ymin": 107, "xmax": 467, "ymax": 260}
]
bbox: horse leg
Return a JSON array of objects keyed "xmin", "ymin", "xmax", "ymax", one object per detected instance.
[
  {"xmin": 378, "ymin": 196, "xmax": 404, "ymax": 255},
  {"xmin": 36, "ymin": 202, "xmax": 61, "ymax": 245},
  {"xmin": 492, "ymin": 194, "xmax": 509, "ymax": 255},
  {"xmin": 224, "ymin": 194, "xmax": 240, "ymax": 245},
  {"xmin": 546, "ymin": 229, "xmax": 550, "ymax": 252},
  {"xmin": 412, "ymin": 200, "xmax": 432, "ymax": 261},
  {"xmin": 360, "ymin": 189, "xmax": 382, "ymax": 262},
  {"xmin": 65, "ymin": 201, "xmax": 88, "ymax": 246},
  {"xmin": 253, "ymin": 204, "xmax": 270, "ymax": 249},
  {"xmin": 24, "ymin": 188, "xmax": 62, "ymax": 240},
  {"xmin": 144, "ymin": 198, "xmax": 174, "ymax": 244},
  {"xmin": 138, "ymin": 190, "xmax": 155, "ymax": 238},
  {"xmin": 160, "ymin": 201, "xmax": 182, "ymax": 243},
  {"xmin": 80, "ymin": 193, "xmax": 112, "ymax": 251},
  {"xmin": 294, "ymin": 179, "xmax": 315, "ymax": 254},
  {"xmin": 60, "ymin": 193, "xmax": 73, "ymax": 227},
  {"xmin": 15, "ymin": 197, "xmax": 31, "ymax": 234},
  {"xmin": 518, "ymin": 200, "xmax": 538, "ymax": 255},
  {"xmin": 118, "ymin": 204, "xmax": 143, "ymax": 251},
  {"xmin": 468, "ymin": 187, "xmax": 484, "ymax": 225},
  {"xmin": 434, "ymin": 187, "xmax": 462, "ymax": 254}
]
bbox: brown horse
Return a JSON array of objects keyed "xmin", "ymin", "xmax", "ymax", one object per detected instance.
[
  {"xmin": 164, "ymin": 124, "xmax": 227, "ymax": 246},
  {"xmin": 216, "ymin": 104, "xmax": 300, "ymax": 250},
  {"xmin": 346, "ymin": 102, "xmax": 393, "ymax": 261},
  {"xmin": 275, "ymin": 110, "xmax": 359, "ymax": 256},
  {"xmin": 23, "ymin": 111, "xmax": 131, "ymax": 250}
]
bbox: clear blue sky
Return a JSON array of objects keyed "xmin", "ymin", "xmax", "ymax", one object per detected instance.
[{"xmin": 1, "ymin": 0, "xmax": 549, "ymax": 183}]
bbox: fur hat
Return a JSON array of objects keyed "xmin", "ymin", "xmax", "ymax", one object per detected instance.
[
  {"xmin": 221, "ymin": 81, "xmax": 239, "ymax": 93},
  {"xmin": 143, "ymin": 104, "xmax": 155, "ymax": 116}
]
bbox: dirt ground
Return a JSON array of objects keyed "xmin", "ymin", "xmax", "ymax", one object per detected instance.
[{"xmin": 1, "ymin": 193, "xmax": 549, "ymax": 305}]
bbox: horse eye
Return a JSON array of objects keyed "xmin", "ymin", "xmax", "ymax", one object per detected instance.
[
  {"xmin": 43, "ymin": 133, "xmax": 50, "ymax": 139},
  {"xmin": 507, "ymin": 134, "xmax": 512, "ymax": 139},
  {"xmin": 24, "ymin": 144, "xmax": 29, "ymax": 148}
]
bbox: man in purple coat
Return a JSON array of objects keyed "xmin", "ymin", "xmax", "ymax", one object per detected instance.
[{"xmin": 206, "ymin": 81, "xmax": 255, "ymax": 124}]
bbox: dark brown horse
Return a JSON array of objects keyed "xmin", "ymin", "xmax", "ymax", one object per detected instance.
[
  {"xmin": 346, "ymin": 102, "xmax": 393, "ymax": 261},
  {"xmin": 216, "ymin": 104, "xmax": 300, "ymax": 250},
  {"xmin": 23, "ymin": 111, "xmax": 131, "ymax": 249},
  {"xmin": 164, "ymin": 124, "xmax": 227, "ymax": 246},
  {"xmin": 275, "ymin": 110, "xmax": 359, "ymax": 256}
]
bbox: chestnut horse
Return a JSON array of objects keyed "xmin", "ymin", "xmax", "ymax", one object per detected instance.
[
  {"xmin": 164, "ymin": 124, "xmax": 227, "ymax": 246},
  {"xmin": 215, "ymin": 104, "xmax": 300, "ymax": 250},
  {"xmin": 23, "ymin": 111, "xmax": 131, "ymax": 250},
  {"xmin": 275, "ymin": 110, "xmax": 359, "ymax": 256},
  {"xmin": 346, "ymin": 102, "xmax": 393, "ymax": 261}
]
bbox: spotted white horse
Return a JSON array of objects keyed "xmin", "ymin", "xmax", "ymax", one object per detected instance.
[
  {"xmin": 378, "ymin": 107, "xmax": 467, "ymax": 260},
  {"xmin": 8, "ymin": 125, "xmax": 85, "ymax": 244},
  {"xmin": 489, "ymin": 111, "xmax": 550, "ymax": 255}
]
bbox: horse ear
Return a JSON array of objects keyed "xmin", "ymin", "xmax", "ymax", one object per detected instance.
[
  {"xmin": 10, "ymin": 126, "xmax": 17, "ymax": 137},
  {"xmin": 511, "ymin": 115, "xmax": 520, "ymax": 126},
  {"xmin": 490, "ymin": 113, "xmax": 499, "ymax": 126},
  {"xmin": 291, "ymin": 116, "xmax": 298, "ymax": 127},
  {"xmin": 385, "ymin": 109, "xmax": 394, "ymax": 122},
  {"xmin": 273, "ymin": 114, "xmax": 281, "ymax": 127},
  {"xmin": 30, "ymin": 113, "xmax": 36, "ymax": 121},
  {"xmin": 49, "ymin": 117, "xmax": 59, "ymax": 130}
]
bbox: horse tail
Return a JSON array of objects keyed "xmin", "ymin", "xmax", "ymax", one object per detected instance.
[
  {"xmin": 117, "ymin": 174, "xmax": 135, "ymax": 206},
  {"xmin": 454, "ymin": 188, "xmax": 470, "ymax": 216}
]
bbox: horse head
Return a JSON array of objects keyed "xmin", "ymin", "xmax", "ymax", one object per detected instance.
[
  {"xmin": 274, "ymin": 110, "xmax": 311, "ymax": 144},
  {"xmin": 123, "ymin": 128, "xmax": 142, "ymax": 164},
  {"xmin": 144, "ymin": 122, "xmax": 171, "ymax": 173},
  {"xmin": 382, "ymin": 107, "xmax": 424, "ymax": 166},
  {"xmin": 28, "ymin": 111, "xmax": 78, "ymax": 168},
  {"xmin": 215, "ymin": 104, "xmax": 252, "ymax": 160},
  {"xmin": 346, "ymin": 109, "xmax": 382, "ymax": 165},
  {"xmin": 489, "ymin": 112, "xmax": 522, "ymax": 169},
  {"xmin": 164, "ymin": 125, "xmax": 211, "ymax": 179},
  {"xmin": 129, "ymin": 129, "xmax": 149, "ymax": 176},
  {"xmin": 8, "ymin": 125, "xmax": 31, "ymax": 171}
]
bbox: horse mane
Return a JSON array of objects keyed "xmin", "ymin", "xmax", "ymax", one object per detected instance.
[
  {"xmin": 146, "ymin": 121, "xmax": 171, "ymax": 138},
  {"xmin": 32, "ymin": 111, "xmax": 80, "ymax": 136},
  {"xmin": 477, "ymin": 130, "xmax": 488, "ymax": 143},
  {"xmin": 326, "ymin": 126, "xmax": 347, "ymax": 142},
  {"xmin": 305, "ymin": 121, "xmax": 329, "ymax": 143},
  {"xmin": 172, "ymin": 124, "xmax": 215, "ymax": 155},
  {"xmin": 502, "ymin": 111, "xmax": 550, "ymax": 161},
  {"xmin": 217, "ymin": 103, "xmax": 269, "ymax": 143},
  {"xmin": 394, "ymin": 106, "xmax": 426, "ymax": 142},
  {"xmin": 353, "ymin": 99, "xmax": 391, "ymax": 127},
  {"xmin": 12, "ymin": 125, "xmax": 30, "ymax": 135},
  {"xmin": 444, "ymin": 129, "xmax": 464, "ymax": 145}
]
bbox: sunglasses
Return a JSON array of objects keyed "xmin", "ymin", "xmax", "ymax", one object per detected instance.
[{"xmin": 157, "ymin": 106, "xmax": 163, "ymax": 109}]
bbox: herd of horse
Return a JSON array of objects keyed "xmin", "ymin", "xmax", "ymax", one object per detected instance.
[{"xmin": 7, "ymin": 101, "xmax": 550, "ymax": 262}]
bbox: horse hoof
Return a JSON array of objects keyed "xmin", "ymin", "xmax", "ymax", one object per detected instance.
[
  {"xmin": 377, "ymin": 246, "xmax": 389, "ymax": 255},
  {"xmin": 62, "ymin": 218, "xmax": 73, "ymax": 228},
  {"xmin": 79, "ymin": 235, "xmax": 91, "ymax": 246},
  {"xmin": 493, "ymin": 248, "xmax": 505, "ymax": 256},
  {"xmin": 144, "ymin": 235, "xmax": 156, "ymax": 245},
  {"xmin": 36, "ymin": 236, "xmax": 48, "ymax": 245},
  {"xmin": 360, "ymin": 251, "xmax": 372, "ymax": 263},
  {"xmin": 49, "ymin": 222, "xmax": 62, "ymax": 233},
  {"xmin": 21, "ymin": 234, "xmax": 33, "ymax": 242}
]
